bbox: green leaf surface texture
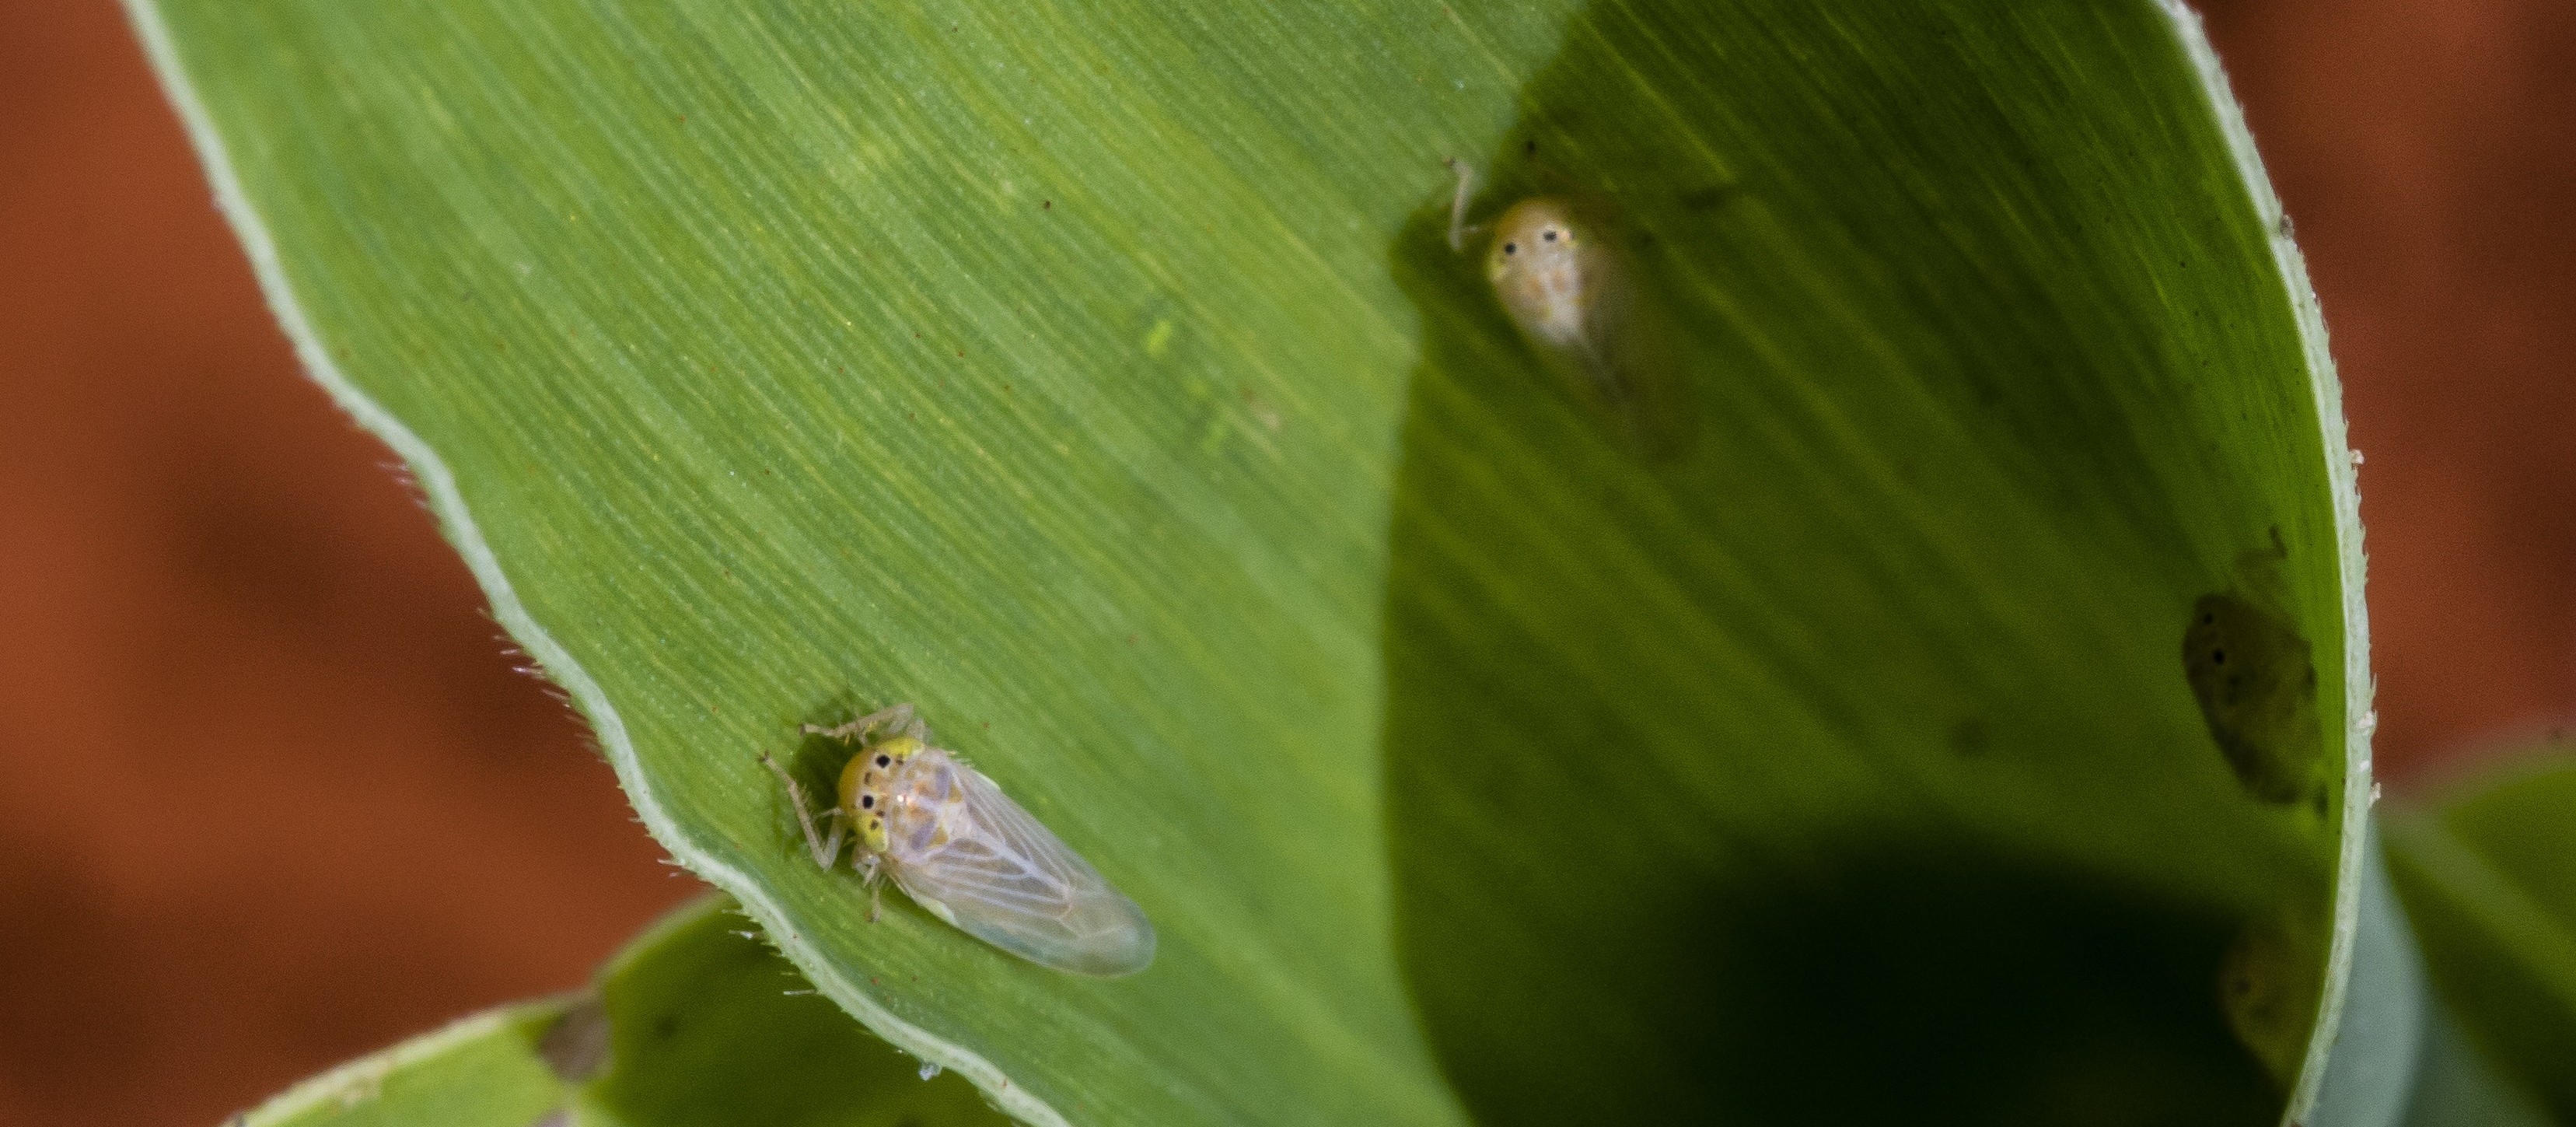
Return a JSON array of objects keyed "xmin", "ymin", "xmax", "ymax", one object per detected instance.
[
  {"xmin": 135, "ymin": 0, "xmax": 2372, "ymax": 1123},
  {"xmin": 575, "ymin": 895, "xmax": 1015, "ymax": 1127}
]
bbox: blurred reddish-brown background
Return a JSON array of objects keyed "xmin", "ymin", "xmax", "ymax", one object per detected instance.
[
  {"xmin": 0, "ymin": 1, "xmax": 2567, "ymax": 1124},
  {"xmin": 0, "ymin": 5, "xmax": 692, "ymax": 1124}
]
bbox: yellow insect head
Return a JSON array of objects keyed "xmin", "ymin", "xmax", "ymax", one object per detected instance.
[
  {"xmin": 837, "ymin": 733, "xmax": 924, "ymax": 853},
  {"xmin": 1484, "ymin": 197, "xmax": 1597, "ymax": 350}
]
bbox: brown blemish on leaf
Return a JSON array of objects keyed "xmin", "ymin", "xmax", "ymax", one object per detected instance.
[
  {"xmin": 2218, "ymin": 901, "xmax": 2327, "ymax": 1096},
  {"xmin": 2182, "ymin": 593, "xmax": 2322, "ymax": 803}
]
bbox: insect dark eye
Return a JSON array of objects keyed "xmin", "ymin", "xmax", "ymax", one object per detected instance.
[{"xmin": 1503, "ymin": 242, "xmax": 1517, "ymax": 255}]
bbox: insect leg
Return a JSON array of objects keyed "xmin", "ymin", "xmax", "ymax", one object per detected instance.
[
  {"xmin": 799, "ymin": 717, "xmax": 869, "ymax": 742},
  {"xmin": 878, "ymin": 702, "xmax": 929, "ymax": 744},
  {"xmin": 800, "ymin": 702, "xmax": 924, "ymax": 745},
  {"xmin": 851, "ymin": 856, "xmax": 886, "ymax": 922},
  {"xmin": 757, "ymin": 752, "xmax": 846, "ymax": 869},
  {"xmin": 816, "ymin": 810, "xmax": 848, "ymax": 869},
  {"xmin": 1443, "ymin": 157, "xmax": 1484, "ymax": 253}
]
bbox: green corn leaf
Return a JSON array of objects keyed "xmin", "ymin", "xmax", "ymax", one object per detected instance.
[
  {"xmin": 232, "ymin": 894, "xmax": 1008, "ymax": 1127},
  {"xmin": 575, "ymin": 896, "xmax": 1014, "ymax": 1127},
  {"xmin": 136, "ymin": 0, "xmax": 2406, "ymax": 1122},
  {"xmin": 2384, "ymin": 746, "xmax": 2576, "ymax": 1120},
  {"xmin": 228, "ymin": 1002, "xmax": 571, "ymax": 1127}
]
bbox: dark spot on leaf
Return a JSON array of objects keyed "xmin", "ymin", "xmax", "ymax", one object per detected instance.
[
  {"xmin": 2218, "ymin": 905, "xmax": 2325, "ymax": 1094},
  {"xmin": 2183, "ymin": 593, "xmax": 2321, "ymax": 803},
  {"xmin": 1679, "ymin": 182, "xmax": 1745, "ymax": 210}
]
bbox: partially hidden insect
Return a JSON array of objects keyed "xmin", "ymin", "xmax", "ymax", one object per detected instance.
[
  {"xmin": 1445, "ymin": 157, "xmax": 1693, "ymax": 457},
  {"xmin": 757, "ymin": 703, "xmax": 1155, "ymax": 977}
]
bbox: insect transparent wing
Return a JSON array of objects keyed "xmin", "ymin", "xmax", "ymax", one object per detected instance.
[{"xmin": 891, "ymin": 761, "xmax": 1155, "ymax": 977}]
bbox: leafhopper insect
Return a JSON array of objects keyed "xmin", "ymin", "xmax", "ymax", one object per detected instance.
[
  {"xmin": 1446, "ymin": 157, "xmax": 1692, "ymax": 456},
  {"xmin": 760, "ymin": 704, "xmax": 1155, "ymax": 977}
]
